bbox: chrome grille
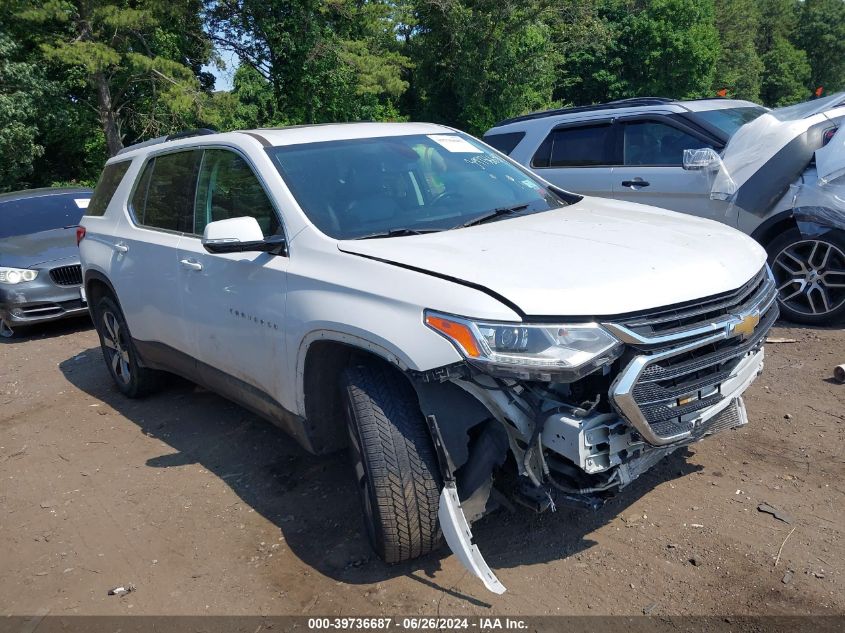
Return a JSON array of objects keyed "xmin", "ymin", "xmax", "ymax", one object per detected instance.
[
  {"xmin": 607, "ymin": 266, "xmax": 778, "ymax": 446},
  {"xmin": 613, "ymin": 267, "xmax": 769, "ymax": 341},
  {"xmin": 49, "ymin": 264, "xmax": 82, "ymax": 286}
]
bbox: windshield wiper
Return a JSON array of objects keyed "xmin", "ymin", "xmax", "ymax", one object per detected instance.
[
  {"xmin": 457, "ymin": 204, "xmax": 529, "ymax": 229},
  {"xmin": 354, "ymin": 228, "xmax": 443, "ymax": 240}
]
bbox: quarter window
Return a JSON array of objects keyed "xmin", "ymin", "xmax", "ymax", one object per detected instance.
[
  {"xmin": 622, "ymin": 121, "xmax": 710, "ymax": 166},
  {"xmin": 130, "ymin": 150, "xmax": 202, "ymax": 232},
  {"xmin": 194, "ymin": 150, "xmax": 279, "ymax": 237},
  {"xmin": 482, "ymin": 132, "xmax": 525, "ymax": 155},
  {"xmin": 87, "ymin": 161, "xmax": 130, "ymax": 216}
]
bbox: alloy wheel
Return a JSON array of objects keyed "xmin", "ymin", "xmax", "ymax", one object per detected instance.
[
  {"xmin": 772, "ymin": 239, "xmax": 845, "ymax": 317},
  {"xmin": 101, "ymin": 310, "xmax": 131, "ymax": 385}
]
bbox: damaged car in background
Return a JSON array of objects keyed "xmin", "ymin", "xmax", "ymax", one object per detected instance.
[
  {"xmin": 485, "ymin": 92, "xmax": 845, "ymax": 324},
  {"xmin": 78, "ymin": 123, "xmax": 776, "ymax": 595}
]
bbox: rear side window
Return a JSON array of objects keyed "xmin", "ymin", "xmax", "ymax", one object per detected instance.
[
  {"xmin": 532, "ymin": 124, "xmax": 612, "ymax": 168},
  {"xmin": 87, "ymin": 161, "xmax": 130, "ymax": 216},
  {"xmin": 194, "ymin": 149, "xmax": 280, "ymax": 237},
  {"xmin": 130, "ymin": 150, "xmax": 202, "ymax": 232},
  {"xmin": 622, "ymin": 121, "xmax": 710, "ymax": 166},
  {"xmin": 0, "ymin": 193, "xmax": 89, "ymax": 239},
  {"xmin": 482, "ymin": 132, "xmax": 525, "ymax": 155}
]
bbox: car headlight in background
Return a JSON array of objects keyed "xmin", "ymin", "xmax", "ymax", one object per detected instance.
[
  {"xmin": 425, "ymin": 310, "xmax": 622, "ymax": 381},
  {"xmin": 0, "ymin": 267, "xmax": 38, "ymax": 285}
]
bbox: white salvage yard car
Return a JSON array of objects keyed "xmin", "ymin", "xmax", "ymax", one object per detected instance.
[{"xmin": 79, "ymin": 123, "xmax": 777, "ymax": 593}]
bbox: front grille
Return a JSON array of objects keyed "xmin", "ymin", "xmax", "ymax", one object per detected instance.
[
  {"xmin": 609, "ymin": 267, "xmax": 778, "ymax": 446},
  {"xmin": 50, "ymin": 264, "xmax": 82, "ymax": 286},
  {"xmin": 614, "ymin": 267, "xmax": 769, "ymax": 341}
]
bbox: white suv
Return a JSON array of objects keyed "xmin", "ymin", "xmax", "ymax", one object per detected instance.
[{"xmin": 80, "ymin": 123, "xmax": 776, "ymax": 593}]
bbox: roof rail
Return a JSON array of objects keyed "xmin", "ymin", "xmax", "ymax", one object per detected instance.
[
  {"xmin": 115, "ymin": 128, "xmax": 218, "ymax": 156},
  {"xmin": 165, "ymin": 128, "xmax": 217, "ymax": 141},
  {"xmin": 492, "ymin": 97, "xmax": 675, "ymax": 128}
]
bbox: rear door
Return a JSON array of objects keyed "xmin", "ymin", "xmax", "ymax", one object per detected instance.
[
  {"xmin": 528, "ymin": 122, "xmax": 616, "ymax": 198},
  {"xmin": 176, "ymin": 147, "xmax": 289, "ymax": 402},
  {"xmin": 110, "ymin": 149, "xmax": 201, "ymax": 353},
  {"xmin": 611, "ymin": 117, "xmax": 733, "ymax": 223}
]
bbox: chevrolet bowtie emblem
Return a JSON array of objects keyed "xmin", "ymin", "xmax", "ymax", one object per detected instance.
[{"xmin": 732, "ymin": 313, "xmax": 760, "ymax": 338}]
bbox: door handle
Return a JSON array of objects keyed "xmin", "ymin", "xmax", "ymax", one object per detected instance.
[
  {"xmin": 180, "ymin": 259, "xmax": 203, "ymax": 271},
  {"xmin": 621, "ymin": 179, "xmax": 650, "ymax": 188},
  {"xmin": 114, "ymin": 242, "xmax": 129, "ymax": 253}
]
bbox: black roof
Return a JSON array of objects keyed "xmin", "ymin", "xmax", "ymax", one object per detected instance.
[
  {"xmin": 0, "ymin": 187, "xmax": 92, "ymax": 204},
  {"xmin": 492, "ymin": 97, "xmax": 681, "ymax": 128}
]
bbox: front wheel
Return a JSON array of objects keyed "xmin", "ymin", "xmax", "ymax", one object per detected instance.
[
  {"xmin": 341, "ymin": 362, "xmax": 443, "ymax": 564},
  {"xmin": 767, "ymin": 228, "xmax": 845, "ymax": 325}
]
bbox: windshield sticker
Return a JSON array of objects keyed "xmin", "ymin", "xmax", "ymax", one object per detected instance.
[
  {"xmin": 74, "ymin": 198, "xmax": 90, "ymax": 209},
  {"xmin": 428, "ymin": 134, "xmax": 483, "ymax": 154}
]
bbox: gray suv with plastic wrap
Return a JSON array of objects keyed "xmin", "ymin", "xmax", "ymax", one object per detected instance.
[{"xmin": 485, "ymin": 93, "xmax": 845, "ymax": 324}]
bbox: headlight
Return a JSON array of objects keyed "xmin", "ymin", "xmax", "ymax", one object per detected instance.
[
  {"xmin": 0, "ymin": 267, "xmax": 38, "ymax": 285},
  {"xmin": 425, "ymin": 310, "xmax": 622, "ymax": 381}
]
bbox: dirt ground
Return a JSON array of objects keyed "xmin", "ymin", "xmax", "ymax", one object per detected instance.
[{"xmin": 1, "ymin": 317, "xmax": 843, "ymax": 617}]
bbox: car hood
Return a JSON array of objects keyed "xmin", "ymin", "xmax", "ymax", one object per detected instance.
[
  {"xmin": 338, "ymin": 198, "xmax": 766, "ymax": 317},
  {"xmin": 0, "ymin": 228, "xmax": 80, "ymax": 269}
]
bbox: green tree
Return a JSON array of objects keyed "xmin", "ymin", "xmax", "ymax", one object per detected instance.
[
  {"xmin": 616, "ymin": 0, "xmax": 720, "ymax": 99},
  {"xmin": 551, "ymin": 0, "xmax": 626, "ymax": 105},
  {"xmin": 207, "ymin": 0, "xmax": 408, "ymax": 124},
  {"xmin": 206, "ymin": 64, "xmax": 276, "ymax": 130},
  {"xmin": 760, "ymin": 37, "xmax": 811, "ymax": 105},
  {"xmin": 712, "ymin": 0, "xmax": 764, "ymax": 100},
  {"xmin": 797, "ymin": 0, "xmax": 845, "ymax": 95},
  {"xmin": 411, "ymin": 0, "xmax": 558, "ymax": 135},
  {"xmin": 0, "ymin": 33, "xmax": 45, "ymax": 190},
  {"xmin": 552, "ymin": 0, "xmax": 721, "ymax": 106},
  {"xmin": 13, "ymin": 0, "xmax": 212, "ymax": 155},
  {"xmin": 756, "ymin": 0, "xmax": 810, "ymax": 105}
]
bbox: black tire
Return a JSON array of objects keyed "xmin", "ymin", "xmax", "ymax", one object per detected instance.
[
  {"xmin": 341, "ymin": 362, "xmax": 442, "ymax": 563},
  {"xmin": 766, "ymin": 227, "xmax": 845, "ymax": 325},
  {"xmin": 94, "ymin": 296, "xmax": 160, "ymax": 398}
]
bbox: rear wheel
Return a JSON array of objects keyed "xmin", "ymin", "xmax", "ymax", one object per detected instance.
[
  {"xmin": 341, "ymin": 362, "xmax": 442, "ymax": 563},
  {"xmin": 94, "ymin": 296, "xmax": 160, "ymax": 397},
  {"xmin": 767, "ymin": 228, "xmax": 845, "ymax": 325}
]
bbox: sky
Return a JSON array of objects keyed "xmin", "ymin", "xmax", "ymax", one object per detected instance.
[{"xmin": 203, "ymin": 47, "xmax": 239, "ymax": 92}]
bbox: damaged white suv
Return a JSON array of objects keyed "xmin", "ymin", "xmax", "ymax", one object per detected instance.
[{"xmin": 79, "ymin": 123, "xmax": 776, "ymax": 593}]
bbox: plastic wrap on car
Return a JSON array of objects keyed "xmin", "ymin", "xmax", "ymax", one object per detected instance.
[
  {"xmin": 700, "ymin": 94, "xmax": 845, "ymax": 220},
  {"xmin": 816, "ymin": 126, "xmax": 845, "ymax": 186}
]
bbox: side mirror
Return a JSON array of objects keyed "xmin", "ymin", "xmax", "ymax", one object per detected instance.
[
  {"xmin": 201, "ymin": 217, "xmax": 287, "ymax": 256},
  {"xmin": 683, "ymin": 147, "xmax": 722, "ymax": 171}
]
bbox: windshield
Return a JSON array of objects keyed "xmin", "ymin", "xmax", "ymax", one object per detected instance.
[
  {"xmin": 694, "ymin": 106, "xmax": 768, "ymax": 139},
  {"xmin": 0, "ymin": 193, "xmax": 89, "ymax": 239},
  {"xmin": 268, "ymin": 133, "xmax": 567, "ymax": 239}
]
